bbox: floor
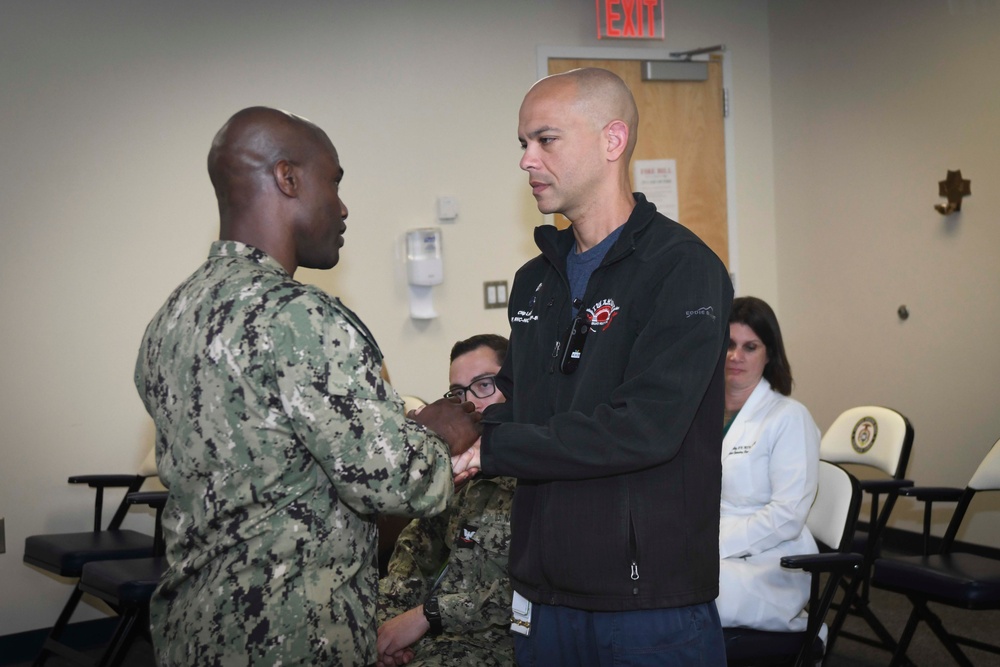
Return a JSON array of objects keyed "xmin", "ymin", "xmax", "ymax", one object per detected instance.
[{"xmin": 9, "ymin": 585, "xmax": 1000, "ymax": 666}]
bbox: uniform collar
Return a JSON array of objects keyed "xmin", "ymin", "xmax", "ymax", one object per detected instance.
[{"xmin": 209, "ymin": 240, "xmax": 290, "ymax": 277}]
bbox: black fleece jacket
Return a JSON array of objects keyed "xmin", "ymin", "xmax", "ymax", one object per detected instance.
[{"xmin": 481, "ymin": 194, "xmax": 733, "ymax": 611}]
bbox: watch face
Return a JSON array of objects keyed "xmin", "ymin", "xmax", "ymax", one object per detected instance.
[{"xmin": 424, "ymin": 596, "xmax": 443, "ymax": 636}]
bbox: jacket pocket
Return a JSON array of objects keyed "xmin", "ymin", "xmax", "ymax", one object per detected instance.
[{"xmin": 540, "ymin": 478, "xmax": 632, "ymax": 598}]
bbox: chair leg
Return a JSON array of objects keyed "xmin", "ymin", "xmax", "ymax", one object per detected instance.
[
  {"xmin": 95, "ymin": 608, "xmax": 140, "ymax": 667},
  {"xmin": 827, "ymin": 577, "xmax": 915, "ymax": 667},
  {"xmin": 854, "ymin": 593, "xmax": 906, "ymax": 655},
  {"xmin": 918, "ymin": 600, "xmax": 976, "ymax": 667},
  {"xmin": 824, "ymin": 572, "xmax": 862, "ymax": 654},
  {"xmin": 34, "ymin": 586, "xmax": 88, "ymax": 667},
  {"xmin": 888, "ymin": 606, "xmax": 921, "ymax": 667}
]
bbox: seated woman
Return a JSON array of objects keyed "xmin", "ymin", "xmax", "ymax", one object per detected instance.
[{"xmin": 718, "ymin": 296, "xmax": 821, "ymax": 632}]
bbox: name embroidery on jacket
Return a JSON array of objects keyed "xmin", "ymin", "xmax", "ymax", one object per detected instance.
[{"xmin": 511, "ymin": 282, "xmax": 542, "ymax": 325}]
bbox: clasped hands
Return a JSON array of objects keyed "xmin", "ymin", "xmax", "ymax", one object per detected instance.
[{"xmin": 408, "ymin": 397, "xmax": 482, "ymax": 486}]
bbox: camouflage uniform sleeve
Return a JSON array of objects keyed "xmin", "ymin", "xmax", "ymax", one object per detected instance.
[
  {"xmin": 378, "ymin": 509, "xmax": 453, "ymax": 621},
  {"xmin": 437, "ymin": 578, "xmax": 511, "ymax": 635},
  {"xmin": 436, "ymin": 481, "xmax": 514, "ymax": 635},
  {"xmin": 270, "ymin": 291, "xmax": 453, "ymax": 517}
]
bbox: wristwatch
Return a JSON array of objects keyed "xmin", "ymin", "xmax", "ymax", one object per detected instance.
[{"xmin": 423, "ymin": 595, "xmax": 443, "ymax": 636}]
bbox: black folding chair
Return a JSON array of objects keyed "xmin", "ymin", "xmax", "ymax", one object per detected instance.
[
  {"xmin": 77, "ymin": 491, "xmax": 168, "ymax": 667},
  {"xmin": 24, "ymin": 473, "xmax": 159, "ymax": 665},
  {"xmin": 872, "ymin": 436, "xmax": 1000, "ymax": 667},
  {"xmin": 724, "ymin": 461, "xmax": 864, "ymax": 667},
  {"xmin": 819, "ymin": 406, "xmax": 914, "ymax": 656}
]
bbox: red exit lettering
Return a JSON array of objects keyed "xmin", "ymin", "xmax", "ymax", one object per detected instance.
[{"xmin": 597, "ymin": 0, "xmax": 663, "ymax": 40}]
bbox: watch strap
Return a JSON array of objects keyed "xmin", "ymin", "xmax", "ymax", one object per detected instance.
[{"xmin": 423, "ymin": 595, "xmax": 443, "ymax": 636}]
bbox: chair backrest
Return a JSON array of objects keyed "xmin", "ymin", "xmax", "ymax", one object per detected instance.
[
  {"xmin": 820, "ymin": 406, "xmax": 913, "ymax": 479},
  {"xmin": 809, "ymin": 461, "xmax": 862, "ymax": 552},
  {"xmin": 936, "ymin": 436, "xmax": 1000, "ymax": 551},
  {"xmin": 968, "ymin": 436, "xmax": 1000, "ymax": 492},
  {"xmin": 401, "ymin": 395, "xmax": 428, "ymax": 414},
  {"xmin": 138, "ymin": 441, "xmax": 167, "ymax": 492}
]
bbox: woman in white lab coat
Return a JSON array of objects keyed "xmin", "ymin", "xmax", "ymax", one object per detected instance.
[{"xmin": 717, "ymin": 296, "xmax": 821, "ymax": 632}]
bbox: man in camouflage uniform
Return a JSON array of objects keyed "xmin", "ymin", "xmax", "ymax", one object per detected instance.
[
  {"xmin": 134, "ymin": 107, "xmax": 480, "ymax": 666},
  {"xmin": 377, "ymin": 334, "xmax": 515, "ymax": 667}
]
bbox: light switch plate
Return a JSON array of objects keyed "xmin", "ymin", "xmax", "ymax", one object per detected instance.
[{"xmin": 483, "ymin": 280, "xmax": 508, "ymax": 309}]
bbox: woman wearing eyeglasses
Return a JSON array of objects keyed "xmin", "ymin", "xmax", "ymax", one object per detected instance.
[{"xmin": 377, "ymin": 334, "xmax": 517, "ymax": 667}]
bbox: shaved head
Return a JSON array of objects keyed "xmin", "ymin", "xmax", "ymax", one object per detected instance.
[
  {"xmin": 526, "ymin": 68, "xmax": 639, "ymax": 159},
  {"xmin": 207, "ymin": 107, "xmax": 335, "ymax": 222},
  {"xmin": 205, "ymin": 106, "xmax": 348, "ymax": 275}
]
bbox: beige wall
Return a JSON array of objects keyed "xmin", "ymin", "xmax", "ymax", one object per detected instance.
[
  {"xmin": 8, "ymin": 0, "xmax": 996, "ymax": 640},
  {"xmin": 769, "ymin": 0, "xmax": 1000, "ymax": 543},
  {"xmin": 0, "ymin": 0, "xmax": 776, "ymax": 635}
]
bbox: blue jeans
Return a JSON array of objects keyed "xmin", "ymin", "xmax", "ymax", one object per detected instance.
[{"xmin": 513, "ymin": 601, "xmax": 725, "ymax": 667}]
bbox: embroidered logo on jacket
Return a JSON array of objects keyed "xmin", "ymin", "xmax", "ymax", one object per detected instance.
[
  {"xmin": 685, "ymin": 306, "xmax": 716, "ymax": 321},
  {"xmin": 586, "ymin": 298, "xmax": 620, "ymax": 332},
  {"xmin": 511, "ymin": 283, "xmax": 542, "ymax": 325}
]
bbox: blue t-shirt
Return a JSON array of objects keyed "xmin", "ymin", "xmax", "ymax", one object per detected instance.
[{"xmin": 566, "ymin": 226, "xmax": 624, "ymax": 318}]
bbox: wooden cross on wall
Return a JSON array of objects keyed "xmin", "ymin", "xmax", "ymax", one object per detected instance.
[{"xmin": 935, "ymin": 169, "xmax": 971, "ymax": 215}]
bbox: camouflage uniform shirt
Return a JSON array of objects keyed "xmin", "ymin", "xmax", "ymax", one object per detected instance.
[
  {"xmin": 134, "ymin": 241, "xmax": 454, "ymax": 666},
  {"xmin": 379, "ymin": 475, "xmax": 516, "ymax": 666}
]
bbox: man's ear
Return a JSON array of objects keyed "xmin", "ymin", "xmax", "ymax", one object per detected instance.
[
  {"xmin": 273, "ymin": 159, "xmax": 298, "ymax": 197},
  {"xmin": 605, "ymin": 120, "xmax": 630, "ymax": 163}
]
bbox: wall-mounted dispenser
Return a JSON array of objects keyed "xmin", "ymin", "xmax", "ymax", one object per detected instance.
[{"xmin": 406, "ymin": 227, "xmax": 443, "ymax": 319}]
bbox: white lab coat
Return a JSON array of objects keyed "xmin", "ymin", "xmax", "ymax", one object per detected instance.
[{"xmin": 717, "ymin": 378, "xmax": 820, "ymax": 632}]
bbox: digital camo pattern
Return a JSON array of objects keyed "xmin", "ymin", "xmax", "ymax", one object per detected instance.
[
  {"xmin": 379, "ymin": 475, "xmax": 517, "ymax": 666},
  {"xmin": 135, "ymin": 241, "xmax": 454, "ymax": 666}
]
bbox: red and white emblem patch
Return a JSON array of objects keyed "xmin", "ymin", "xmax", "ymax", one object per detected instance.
[{"xmin": 586, "ymin": 298, "xmax": 620, "ymax": 331}]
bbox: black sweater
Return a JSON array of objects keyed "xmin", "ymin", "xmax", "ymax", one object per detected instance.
[{"xmin": 481, "ymin": 194, "xmax": 733, "ymax": 611}]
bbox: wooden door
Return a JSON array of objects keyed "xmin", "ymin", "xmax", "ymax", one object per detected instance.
[{"xmin": 548, "ymin": 57, "xmax": 728, "ymax": 267}]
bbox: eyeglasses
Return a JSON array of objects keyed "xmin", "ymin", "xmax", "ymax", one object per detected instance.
[{"xmin": 444, "ymin": 375, "xmax": 498, "ymax": 401}]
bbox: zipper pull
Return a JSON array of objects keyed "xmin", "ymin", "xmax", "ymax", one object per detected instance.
[
  {"xmin": 630, "ymin": 561, "xmax": 639, "ymax": 581},
  {"xmin": 549, "ymin": 340, "xmax": 561, "ymax": 374}
]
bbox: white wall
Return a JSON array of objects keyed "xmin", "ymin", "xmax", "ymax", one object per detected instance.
[
  {"xmin": 769, "ymin": 0, "xmax": 1000, "ymax": 544},
  {"xmin": 0, "ymin": 0, "xmax": 776, "ymax": 636}
]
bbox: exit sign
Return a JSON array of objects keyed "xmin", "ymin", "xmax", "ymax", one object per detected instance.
[{"xmin": 596, "ymin": 0, "xmax": 665, "ymax": 40}]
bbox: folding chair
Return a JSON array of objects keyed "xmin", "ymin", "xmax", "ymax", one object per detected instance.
[
  {"xmin": 723, "ymin": 461, "xmax": 864, "ymax": 667},
  {"xmin": 23, "ymin": 449, "xmax": 160, "ymax": 666},
  {"xmin": 872, "ymin": 436, "xmax": 1000, "ymax": 667},
  {"xmin": 77, "ymin": 491, "xmax": 168, "ymax": 667},
  {"xmin": 819, "ymin": 406, "xmax": 914, "ymax": 655}
]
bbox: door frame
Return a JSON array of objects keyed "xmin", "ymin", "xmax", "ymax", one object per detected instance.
[{"xmin": 536, "ymin": 45, "xmax": 739, "ymax": 285}]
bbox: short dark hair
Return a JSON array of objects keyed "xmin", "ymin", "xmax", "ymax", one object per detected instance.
[
  {"xmin": 450, "ymin": 334, "xmax": 508, "ymax": 366},
  {"xmin": 729, "ymin": 297, "xmax": 793, "ymax": 396}
]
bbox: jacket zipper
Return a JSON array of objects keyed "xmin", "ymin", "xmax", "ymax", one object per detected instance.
[
  {"xmin": 547, "ymin": 296, "xmax": 560, "ymax": 374},
  {"xmin": 627, "ymin": 489, "xmax": 640, "ymax": 595}
]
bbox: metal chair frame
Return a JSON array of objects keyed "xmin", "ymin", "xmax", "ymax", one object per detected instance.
[
  {"xmin": 819, "ymin": 406, "xmax": 914, "ymax": 657},
  {"xmin": 24, "ymin": 474, "xmax": 156, "ymax": 666},
  {"xmin": 724, "ymin": 461, "xmax": 864, "ymax": 667},
  {"xmin": 872, "ymin": 436, "xmax": 1000, "ymax": 667}
]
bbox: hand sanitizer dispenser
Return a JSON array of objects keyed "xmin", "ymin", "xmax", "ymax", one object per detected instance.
[{"xmin": 406, "ymin": 228, "xmax": 443, "ymax": 319}]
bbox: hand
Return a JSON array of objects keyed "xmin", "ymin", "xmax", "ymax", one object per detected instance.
[
  {"xmin": 375, "ymin": 648, "xmax": 414, "ymax": 667},
  {"xmin": 411, "ymin": 397, "xmax": 482, "ymax": 457},
  {"xmin": 452, "ymin": 439, "xmax": 481, "ymax": 487},
  {"xmin": 376, "ymin": 606, "xmax": 429, "ymax": 665}
]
